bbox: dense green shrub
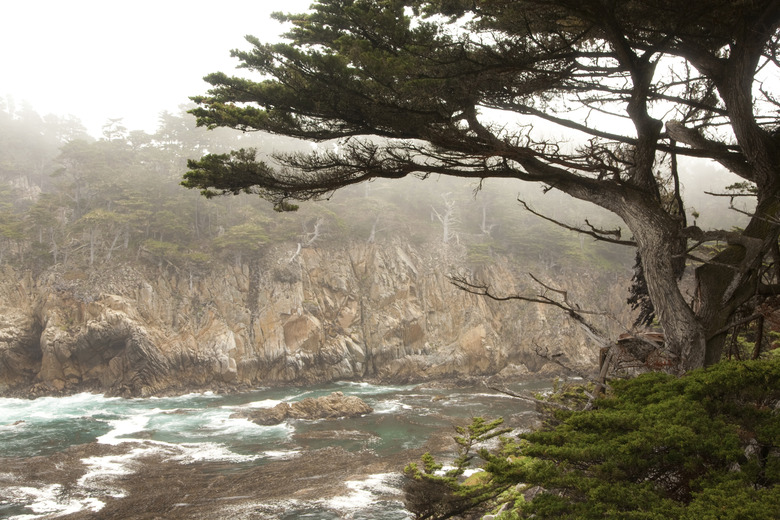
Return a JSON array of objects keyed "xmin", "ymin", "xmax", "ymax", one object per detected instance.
[{"xmin": 405, "ymin": 360, "xmax": 780, "ymax": 519}]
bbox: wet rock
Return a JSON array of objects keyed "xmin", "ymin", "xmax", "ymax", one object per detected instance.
[
  {"xmin": 235, "ymin": 392, "xmax": 373, "ymax": 425},
  {"xmin": 235, "ymin": 402, "xmax": 291, "ymax": 426}
]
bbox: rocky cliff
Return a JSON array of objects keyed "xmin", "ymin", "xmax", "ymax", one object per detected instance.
[{"xmin": 0, "ymin": 241, "xmax": 631, "ymax": 396}]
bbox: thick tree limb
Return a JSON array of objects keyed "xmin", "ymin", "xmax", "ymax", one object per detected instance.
[{"xmin": 665, "ymin": 120, "xmax": 753, "ymax": 180}]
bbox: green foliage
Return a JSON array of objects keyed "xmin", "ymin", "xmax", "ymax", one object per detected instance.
[
  {"xmin": 466, "ymin": 242, "xmax": 494, "ymax": 267},
  {"xmin": 404, "ymin": 417, "xmax": 516, "ymax": 519},
  {"xmin": 213, "ymin": 222, "xmax": 270, "ymax": 255},
  {"xmin": 406, "ymin": 360, "xmax": 780, "ymax": 519},
  {"xmin": 143, "ymin": 239, "xmax": 182, "ymax": 262},
  {"xmin": 533, "ymin": 378, "xmax": 595, "ymax": 428},
  {"xmin": 0, "ymin": 97, "xmax": 636, "ymax": 283},
  {"xmin": 183, "ymin": 148, "xmax": 273, "ymax": 198}
]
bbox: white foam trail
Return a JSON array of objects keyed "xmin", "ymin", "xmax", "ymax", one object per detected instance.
[
  {"xmin": 181, "ymin": 412, "xmax": 293, "ymax": 441},
  {"xmin": 327, "ymin": 473, "xmax": 401, "ymax": 512},
  {"xmin": 244, "ymin": 399, "xmax": 284, "ymax": 409},
  {"xmin": 263, "ymin": 449, "xmax": 300, "ymax": 460},
  {"xmin": 148, "ymin": 390, "xmax": 219, "ymax": 401},
  {"xmin": 5, "ymin": 484, "xmax": 104, "ymax": 520},
  {"xmin": 373, "ymin": 399, "xmax": 413, "ymax": 414},
  {"xmin": 77, "ymin": 445, "xmax": 167, "ymax": 497},
  {"xmin": 73, "ymin": 440, "xmax": 257, "ymax": 509},
  {"xmin": 467, "ymin": 392, "xmax": 517, "ymax": 399},
  {"xmin": 91, "ymin": 405, "xmax": 268, "ymax": 468},
  {"xmin": 1, "ymin": 393, "xmax": 117, "ymax": 422},
  {"xmin": 209, "ymin": 416, "xmax": 282, "ymax": 436},
  {"xmin": 168, "ymin": 441, "xmax": 259, "ymax": 463},
  {"xmin": 336, "ymin": 381, "xmax": 416, "ymax": 395},
  {"xmin": 96, "ymin": 413, "xmax": 153, "ymax": 445}
]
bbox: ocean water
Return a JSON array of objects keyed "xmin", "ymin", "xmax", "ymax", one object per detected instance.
[{"xmin": 0, "ymin": 380, "xmax": 550, "ymax": 519}]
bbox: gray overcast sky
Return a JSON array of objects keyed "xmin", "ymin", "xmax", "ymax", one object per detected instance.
[{"xmin": 1, "ymin": 0, "xmax": 313, "ymax": 137}]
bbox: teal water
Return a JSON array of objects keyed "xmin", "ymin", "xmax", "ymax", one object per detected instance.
[{"xmin": 0, "ymin": 380, "xmax": 549, "ymax": 519}]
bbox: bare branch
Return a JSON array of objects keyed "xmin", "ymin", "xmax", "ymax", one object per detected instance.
[
  {"xmin": 484, "ymin": 383, "xmax": 574, "ymax": 411},
  {"xmin": 450, "ymin": 273, "xmax": 612, "ymax": 350},
  {"xmin": 517, "ymin": 199, "xmax": 636, "ymax": 246},
  {"xmin": 703, "ymin": 191, "xmax": 756, "ymax": 198},
  {"xmin": 532, "ymin": 343, "xmax": 601, "ymax": 386}
]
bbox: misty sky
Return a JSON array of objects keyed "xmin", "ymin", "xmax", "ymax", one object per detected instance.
[{"xmin": 1, "ymin": 0, "xmax": 313, "ymax": 137}]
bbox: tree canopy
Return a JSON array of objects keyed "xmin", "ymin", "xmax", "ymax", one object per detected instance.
[{"xmin": 185, "ymin": 0, "xmax": 780, "ymax": 371}]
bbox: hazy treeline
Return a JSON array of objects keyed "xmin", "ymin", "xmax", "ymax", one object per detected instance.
[{"xmin": 0, "ymin": 100, "xmax": 737, "ymax": 278}]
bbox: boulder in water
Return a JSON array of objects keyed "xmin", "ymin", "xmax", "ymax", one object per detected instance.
[{"xmin": 235, "ymin": 392, "xmax": 373, "ymax": 425}]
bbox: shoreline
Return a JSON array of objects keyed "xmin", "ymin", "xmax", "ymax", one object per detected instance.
[{"xmin": 0, "ymin": 366, "xmax": 581, "ymax": 400}]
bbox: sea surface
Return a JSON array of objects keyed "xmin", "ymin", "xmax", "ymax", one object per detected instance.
[{"xmin": 0, "ymin": 380, "xmax": 550, "ymax": 519}]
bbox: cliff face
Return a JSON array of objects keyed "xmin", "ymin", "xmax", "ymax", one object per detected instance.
[{"xmin": 0, "ymin": 241, "xmax": 630, "ymax": 396}]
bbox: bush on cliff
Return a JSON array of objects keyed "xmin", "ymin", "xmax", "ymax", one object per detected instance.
[{"xmin": 404, "ymin": 359, "xmax": 780, "ymax": 519}]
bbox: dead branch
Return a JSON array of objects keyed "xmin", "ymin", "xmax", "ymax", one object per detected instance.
[
  {"xmin": 595, "ymin": 345, "xmax": 616, "ymax": 396},
  {"xmin": 702, "ymin": 191, "xmax": 756, "ymax": 198},
  {"xmin": 450, "ymin": 273, "xmax": 613, "ymax": 351},
  {"xmin": 707, "ymin": 311, "xmax": 765, "ymax": 339},
  {"xmin": 533, "ymin": 344, "xmax": 601, "ymax": 387},
  {"xmin": 517, "ymin": 199, "xmax": 636, "ymax": 246},
  {"xmin": 680, "ymin": 226, "xmax": 763, "ymax": 248},
  {"xmin": 484, "ymin": 382, "xmax": 573, "ymax": 411}
]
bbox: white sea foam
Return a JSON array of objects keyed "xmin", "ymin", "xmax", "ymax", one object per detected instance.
[
  {"xmin": 180, "ymin": 411, "xmax": 293, "ymax": 441},
  {"xmin": 90, "ymin": 407, "xmax": 264, "ymax": 469},
  {"xmin": 244, "ymin": 398, "xmax": 284, "ymax": 409},
  {"xmin": 5, "ymin": 484, "xmax": 105, "ymax": 520},
  {"xmin": 468, "ymin": 392, "xmax": 517, "ymax": 399},
  {"xmin": 209, "ymin": 416, "xmax": 272, "ymax": 436},
  {"xmin": 77, "ymin": 445, "xmax": 165, "ymax": 495},
  {"xmin": 263, "ymin": 449, "xmax": 301, "ymax": 459},
  {"xmin": 0, "ymin": 393, "xmax": 117, "ymax": 425},
  {"xmin": 168, "ymin": 442, "xmax": 259, "ymax": 463},
  {"xmin": 326, "ymin": 473, "xmax": 401, "ymax": 512},
  {"xmin": 148, "ymin": 390, "xmax": 219, "ymax": 402},
  {"xmin": 96, "ymin": 413, "xmax": 153, "ymax": 445},
  {"xmin": 74, "ymin": 439, "xmax": 256, "ymax": 503},
  {"xmin": 373, "ymin": 399, "xmax": 413, "ymax": 414},
  {"xmin": 336, "ymin": 381, "xmax": 415, "ymax": 395}
]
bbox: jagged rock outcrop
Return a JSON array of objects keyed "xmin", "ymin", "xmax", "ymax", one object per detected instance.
[
  {"xmin": 0, "ymin": 241, "xmax": 631, "ymax": 396},
  {"xmin": 233, "ymin": 391, "xmax": 373, "ymax": 425}
]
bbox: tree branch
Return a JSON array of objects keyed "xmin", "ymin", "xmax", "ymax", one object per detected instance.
[
  {"xmin": 449, "ymin": 273, "xmax": 612, "ymax": 350},
  {"xmin": 517, "ymin": 199, "xmax": 636, "ymax": 246},
  {"xmin": 665, "ymin": 120, "xmax": 753, "ymax": 180}
]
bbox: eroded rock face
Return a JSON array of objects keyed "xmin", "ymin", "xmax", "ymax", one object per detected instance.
[
  {"xmin": 0, "ymin": 241, "xmax": 631, "ymax": 396},
  {"xmin": 234, "ymin": 392, "xmax": 373, "ymax": 425}
]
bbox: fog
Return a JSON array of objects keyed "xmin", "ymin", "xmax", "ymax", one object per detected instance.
[
  {"xmin": 1, "ymin": 0, "xmax": 312, "ymax": 136},
  {"xmin": 1, "ymin": 0, "xmax": 747, "ymax": 234}
]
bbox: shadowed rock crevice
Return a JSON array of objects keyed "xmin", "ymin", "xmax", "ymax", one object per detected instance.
[{"xmin": 0, "ymin": 311, "xmax": 43, "ymax": 391}]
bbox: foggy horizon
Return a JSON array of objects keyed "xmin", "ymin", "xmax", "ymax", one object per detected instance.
[{"xmin": 1, "ymin": 0, "xmax": 313, "ymax": 137}]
